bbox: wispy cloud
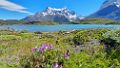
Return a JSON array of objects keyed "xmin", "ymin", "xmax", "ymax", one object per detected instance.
[{"xmin": 0, "ymin": 0, "xmax": 33, "ymax": 15}]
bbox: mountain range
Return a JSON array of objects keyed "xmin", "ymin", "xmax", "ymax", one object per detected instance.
[{"xmin": 22, "ymin": 0, "xmax": 120, "ymax": 23}]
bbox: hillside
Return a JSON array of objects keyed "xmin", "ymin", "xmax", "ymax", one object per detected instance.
[{"xmin": 88, "ymin": 0, "xmax": 120, "ymax": 20}]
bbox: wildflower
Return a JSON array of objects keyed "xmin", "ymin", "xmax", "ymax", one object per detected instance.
[
  {"xmin": 48, "ymin": 44, "xmax": 54, "ymax": 49},
  {"xmin": 32, "ymin": 47, "xmax": 38, "ymax": 51},
  {"xmin": 64, "ymin": 54, "xmax": 70, "ymax": 59},
  {"xmin": 37, "ymin": 44, "xmax": 49, "ymax": 51},
  {"xmin": 41, "ymin": 44, "xmax": 49, "ymax": 49},
  {"xmin": 40, "ymin": 44, "xmax": 54, "ymax": 51},
  {"xmin": 38, "ymin": 47, "xmax": 44, "ymax": 52},
  {"xmin": 53, "ymin": 63, "xmax": 59, "ymax": 68},
  {"xmin": 64, "ymin": 50, "xmax": 70, "ymax": 59},
  {"xmin": 32, "ymin": 44, "xmax": 54, "ymax": 52}
]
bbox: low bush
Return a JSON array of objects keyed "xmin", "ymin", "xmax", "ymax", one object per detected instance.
[{"xmin": 73, "ymin": 29, "xmax": 108, "ymax": 45}]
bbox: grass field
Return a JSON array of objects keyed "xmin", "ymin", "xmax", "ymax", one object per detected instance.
[{"xmin": 0, "ymin": 29, "xmax": 120, "ymax": 68}]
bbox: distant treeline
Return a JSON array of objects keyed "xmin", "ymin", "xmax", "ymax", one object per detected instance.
[{"xmin": 0, "ymin": 18, "xmax": 120, "ymax": 25}]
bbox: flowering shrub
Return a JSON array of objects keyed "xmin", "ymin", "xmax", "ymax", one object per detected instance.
[{"xmin": 20, "ymin": 44, "xmax": 71, "ymax": 68}]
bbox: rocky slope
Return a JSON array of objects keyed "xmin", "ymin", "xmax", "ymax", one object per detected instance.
[{"xmin": 88, "ymin": 0, "xmax": 120, "ymax": 20}]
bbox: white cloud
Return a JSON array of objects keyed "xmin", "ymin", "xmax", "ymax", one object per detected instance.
[{"xmin": 0, "ymin": 0, "xmax": 33, "ymax": 15}]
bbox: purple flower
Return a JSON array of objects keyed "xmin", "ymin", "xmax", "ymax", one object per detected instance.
[
  {"xmin": 64, "ymin": 54, "xmax": 70, "ymax": 59},
  {"xmin": 31, "ymin": 47, "xmax": 37, "ymax": 51},
  {"xmin": 37, "ymin": 44, "xmax": 48, "ymax": 51},
  {"xmin": 38, "ymin": 44, "xmax": 51, "ymax": 51},
  {"xmin": 38, "ymin": 47, "xmax": 44, "ymax": 52},
  {"xmin": 32, "ymin": 44, "xmax": 54, "ymax": 52},
  {"xmin": 42, "ymin": 44, "xmax": 49, "ymax": 49},
  {"xmin": 40, "ymin": 44, "xmax": 54, "ymax": 51},
  {"xmin": 53, "ymin": 63, "xmax": 59, "ymax": 68},
  {"xmin": 64, "ymin": 50, "xmax": 70, "ymax": 59},
  {"xmin": 48, "ymin": 44, "xmax": 54, "ymax": 49}
]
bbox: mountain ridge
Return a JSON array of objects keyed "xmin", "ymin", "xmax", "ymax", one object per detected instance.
[
  {"xmin": 22, "ymin": 7, "xmax": 83, "ymax": 22},
  {"xmin": 88, "ymin": 0, "xmax": 120, "ymax": 20}
]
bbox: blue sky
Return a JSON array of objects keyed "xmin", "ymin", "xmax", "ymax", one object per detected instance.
[{"xmin": 0, "ymin": 0, "xmax": 105, "ymax": 20}]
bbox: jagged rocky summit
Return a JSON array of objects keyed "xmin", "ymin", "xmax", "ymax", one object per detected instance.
[{"xmin": 22, "ymin": 7, "xmax": 83, "ymax": 22}]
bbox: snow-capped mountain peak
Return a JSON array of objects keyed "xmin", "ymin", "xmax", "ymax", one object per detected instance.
[
  {"xmin": 42, "ymin": 7, "xmax": 77, "ymax": 19},
  {"xmin": 22, "ymin": 7, "xmax": 81, "ymax": 22}
]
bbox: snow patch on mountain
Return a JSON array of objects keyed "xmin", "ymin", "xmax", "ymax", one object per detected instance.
[{"xmin": 114, "ymin": 2, "xmax": 120, "ymax": 7}]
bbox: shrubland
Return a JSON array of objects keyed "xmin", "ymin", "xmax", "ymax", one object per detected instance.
[{"xmin": 0, "ymin": 29, "xmax": 120, "ymax": 68}]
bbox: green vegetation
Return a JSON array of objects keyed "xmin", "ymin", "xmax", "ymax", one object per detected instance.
[
  {"xmin": 0, "ymin": 20, "xmax": 25, "ymax": 25},
  {"xmin": 79, "ymin": 18, "xmax": 120, "ymax": 24},
  {"xmin": 0, "ymin": 20, "xmax": 59, "ymax": 25},
  {"xmin": 1, "ymin": 18, "xmax": 120, "ymax": 25},
  {"xmin": 25, "ymin": 21, "xmax": 59, "ymax": 25},
  {"xmin": 0, "ymin": 29, "xmax": 120, "ymax": 68}
]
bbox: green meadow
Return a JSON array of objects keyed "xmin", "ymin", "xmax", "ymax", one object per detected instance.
[{"xmin": 0, "ymin": 29, "xmax": 120, "ymax": 68}]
